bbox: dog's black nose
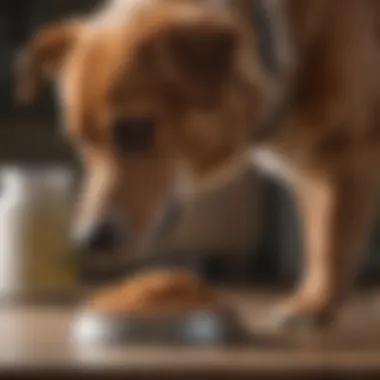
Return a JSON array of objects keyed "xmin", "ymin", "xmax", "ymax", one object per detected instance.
[{"xmin": 72, "ymin": 220, "xmax": 120, "ymax": 254}]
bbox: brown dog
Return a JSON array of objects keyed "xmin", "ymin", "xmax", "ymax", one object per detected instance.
[{"xmin": 16, "ymin": 0, "xmax": 380, "ymax": 329}]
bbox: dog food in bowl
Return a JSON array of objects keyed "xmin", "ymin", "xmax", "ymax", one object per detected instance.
[
  {"xmin": 88, "ymin": 269, "xmax": 224, "ymax": 313},
  {"xmin": 72, "ymin": 269, "xmax": 247, "ymax": 346}
]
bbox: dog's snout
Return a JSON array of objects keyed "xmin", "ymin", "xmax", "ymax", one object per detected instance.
[{"xmin": 71, "ymin": 219, "xmax": 120, "ymax": 253}]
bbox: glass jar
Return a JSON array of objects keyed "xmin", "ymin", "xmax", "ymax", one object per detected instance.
[{"xmin": 0, "ymin": 166, "xmax": 78, "ymax": 302}]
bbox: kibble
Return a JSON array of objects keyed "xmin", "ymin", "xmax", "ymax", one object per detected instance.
[{"xmin": 88, "ymin": 269, "xmax": 225, "ymax": 315}]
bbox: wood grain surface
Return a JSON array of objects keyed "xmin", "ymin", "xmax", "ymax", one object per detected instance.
[{"xmin": 1, "ymin": 290, "xmax": 380, "ymax": 379}]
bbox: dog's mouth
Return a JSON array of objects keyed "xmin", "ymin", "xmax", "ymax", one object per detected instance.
[{"xmin": 72, "ymin": 194, "xmax": 182, "ymax": 269}]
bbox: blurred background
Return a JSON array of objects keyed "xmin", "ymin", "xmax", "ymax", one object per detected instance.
[
  {"xmin": 0, "ymin": 0, "xmax": 379, "ymax": 300},
  {"xmin": 0, "ymin": 2, "xmax": 380, "ymax": 379}
]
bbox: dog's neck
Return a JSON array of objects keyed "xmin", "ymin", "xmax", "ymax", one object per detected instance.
[
  {"xmin": 221, "ymin": 0, "xmax": 296, "ymax": 81},
  {"xmin": 262, "ymin": 0, "xmax": 296, "ymax": 80},
  {"xmin": 222, "ymin": 0, "xmax": 296, "ymax": 142}
]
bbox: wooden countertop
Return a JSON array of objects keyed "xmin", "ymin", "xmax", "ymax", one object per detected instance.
[{"xmin": 1, "ymin": 290, "xmax": 380, "ymax": 379}]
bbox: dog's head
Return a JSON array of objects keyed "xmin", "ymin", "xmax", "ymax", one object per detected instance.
[{"xmin": 16, "ymin": 0, "xmax": 271, "ymax": 257}]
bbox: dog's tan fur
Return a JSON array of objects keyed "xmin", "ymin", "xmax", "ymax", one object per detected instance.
[{"xmin": 16, "ymin": 0, "xmax": 380, "ymax": 326}]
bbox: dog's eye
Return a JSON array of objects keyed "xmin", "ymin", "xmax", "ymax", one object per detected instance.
[{"xmin": 113, "ymin": 118, "xmax": 156, "ymax": 154}]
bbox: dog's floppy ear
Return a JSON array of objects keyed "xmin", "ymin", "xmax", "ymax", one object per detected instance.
[
  {"xmin": 15, "ymin": 22, "xmax": 79, "ymax": 104},
  {"xmin": 147, "ymin": 13, "xmax": 239, "ymax": 104}
]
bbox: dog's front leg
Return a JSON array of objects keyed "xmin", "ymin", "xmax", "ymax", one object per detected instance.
[{"xmin": 275, "ymin": 167, "xmax": 378, "ymax": 330}]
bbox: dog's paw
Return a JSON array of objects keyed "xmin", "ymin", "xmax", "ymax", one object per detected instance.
[{"xmin": 270, "ymin": 296, "xmax": 336, "ymax": 333}]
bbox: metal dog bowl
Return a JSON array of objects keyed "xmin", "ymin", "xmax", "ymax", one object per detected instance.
[{"xmin": 71, "ymin": 306, "xmax": 250, "ymax": 346}]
